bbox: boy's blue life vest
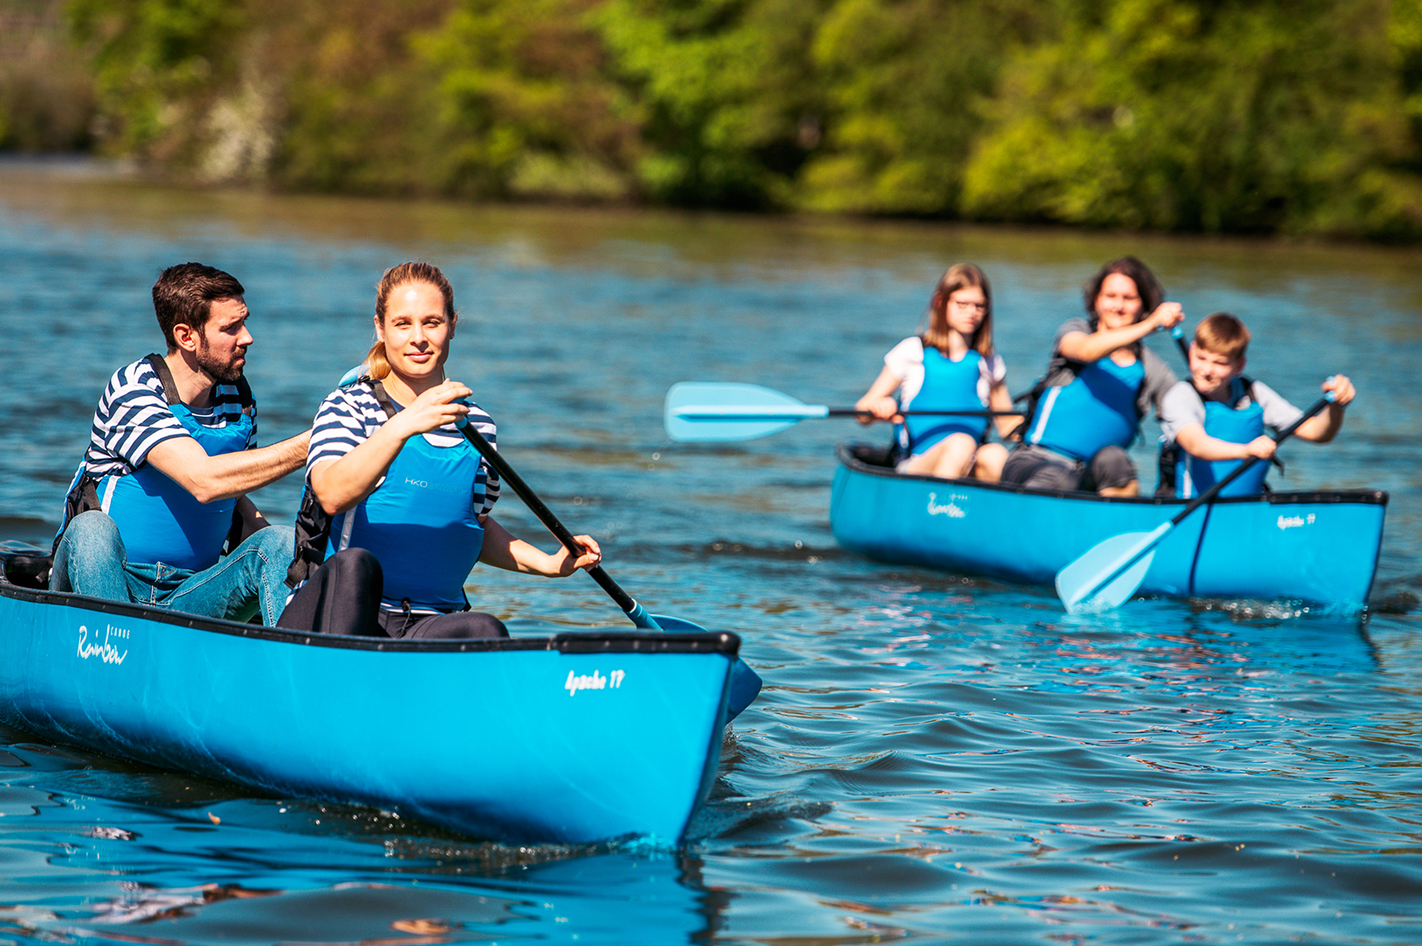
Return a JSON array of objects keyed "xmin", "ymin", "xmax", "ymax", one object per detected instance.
[
  {"xmin": 56, "ymin": 354, "xmax": 254, "ymax": 571},
  {"xmin": 1175, "ymin": 381, "xmax": 1268, "ymax": 499},
  {"xmin": 897, "ymin": 346, "xmax": 989, "ymax": 455},
  {"xmin": 1026, "ymin": 356, "xmax": 1144, "ymax": 461},
  {"xmin": 289, "ymin": 379, "xmax": 486, "ymax": 614}
]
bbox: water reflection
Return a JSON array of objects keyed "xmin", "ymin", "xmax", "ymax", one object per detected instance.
[
  {"xmin": 8, "ymin": 796, "xmax": 728, "ymax": 945},
  {"xmin": 4, "ymin": 162, "xmax": 1422, "ymax": 944}
]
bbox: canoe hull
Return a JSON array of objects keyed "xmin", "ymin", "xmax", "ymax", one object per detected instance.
[
  {"xmin": 830, "ymin": 444, "xmax": 1386, "ymax": 611},
  {"xmin": 0, "ymin": 579, "xmax": 738, "ymax": 844}
]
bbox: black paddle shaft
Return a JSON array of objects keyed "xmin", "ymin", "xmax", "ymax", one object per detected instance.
[
  {"xmin": 1172, "ymin": 328, "xmax": 1190, "ymax": 362},
  {"xmin": 458, "ymin": 423, "xmax": 638, "ymax": 614},
  {"xmin": 1166, "ymin": 394, "xmax": 1332, "ymax": 528},
  {"xmin": 827, "ymin": 409, "xmax": 1022, "ymax": 417},
  {"xmin": 826, "ymin": 386, "xmax": 1036, "ymax": 419}
]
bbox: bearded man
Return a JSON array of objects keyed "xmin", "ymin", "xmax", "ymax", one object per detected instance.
[{"xmin": 50, "ymin": 262, "xmax": 310, "ymax": 623}]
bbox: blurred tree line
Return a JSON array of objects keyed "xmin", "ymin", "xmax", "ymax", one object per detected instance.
[{"xmin": 4, "ymin": 0, "xmax": 1421, "ymax": 238}]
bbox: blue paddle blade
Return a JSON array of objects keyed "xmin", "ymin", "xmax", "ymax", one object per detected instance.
[
  {"xmin": 1056, "ymin": 527, "xmax": 1165, "ymax": 614},
  {"xmin": 337, "ymin": 363, "xmax": 367, "ymax": 387},
  {"xmin": 664, "ymin": 382, "xmax": 827, "ymax": 442},
  {"xmin": 648, "ymin": 614, "xmax": 707, "ymax": 632},
  {"xmin": 653, "ymin": 614, "xmax": 761, "ymax": 721},
  {"xmin": 725, "ymin": 660, "xmax": 763, "ymax": 721}
]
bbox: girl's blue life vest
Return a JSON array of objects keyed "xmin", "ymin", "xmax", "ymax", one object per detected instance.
[
  {"xmin": 1176, "ymin": 383, "xmax": 1268, "ymax": 498},
  {"xmin": 896, "ymin": 346, "xmax": 990, "ymax": 456},
  {"xmin": 56, "ymin": 354, "xmax": 255, "ymax": 571},
  {"xmin": 1027, "ymin": 356, "xmax": 1144, "ymax": 461}
]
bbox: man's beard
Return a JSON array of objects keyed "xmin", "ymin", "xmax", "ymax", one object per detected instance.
[{"xmin": 196, "ymin": 336, "xmax": 245, "ymax": 384}]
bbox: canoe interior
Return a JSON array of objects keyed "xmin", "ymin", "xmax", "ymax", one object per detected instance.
[{"xmin": 831, "ymin": 443, "xmax": 1388, "ymax": 611}]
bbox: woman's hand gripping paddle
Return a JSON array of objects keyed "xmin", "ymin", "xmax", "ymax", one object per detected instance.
[
  {"xmin": 456, "ymin": 416, "xmax": 762, "ymax": 719},
  {"xmin": 1055, "ymin": 392, "xmax": 1335, "ymax": 614},
  {"xmin": 665, "ymin": 382, "xmax": 1021, "ymax": 442}
]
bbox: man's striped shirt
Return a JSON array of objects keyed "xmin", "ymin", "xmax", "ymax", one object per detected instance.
[{"xmin": 83, "ymin": 358, "xmax": 257, "ymax": 479}]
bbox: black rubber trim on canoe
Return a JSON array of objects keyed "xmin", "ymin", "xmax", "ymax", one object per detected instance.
[
  {"xmin": 0, "ymin": 581, "xmax": 741, "ymax": 658},
  {"xmin": 838, "ymin": 443, "xmax": 1390, "ymax": 508},
  {"xmin": 553, "ymin": 631, "xmax": 741, "ymax": 655}
]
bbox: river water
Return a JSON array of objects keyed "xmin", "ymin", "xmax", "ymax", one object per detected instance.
[{"xmin": 1, "ymin": 160, "xmax": 1420, "ymax": 944}]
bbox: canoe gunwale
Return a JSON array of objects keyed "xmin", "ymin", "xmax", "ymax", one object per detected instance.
[
  {"xmin": 836, "ymin": 443, "xmax": 1389, "ymax": 509},
  {"xmin": 0, "ymin": 579, "xmax": 741, "ymax": 658}
]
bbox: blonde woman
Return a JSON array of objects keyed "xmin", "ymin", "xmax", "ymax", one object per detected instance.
[{"xmin": 277, "ymin": 262, "xmax": 600, "ymax": 638}]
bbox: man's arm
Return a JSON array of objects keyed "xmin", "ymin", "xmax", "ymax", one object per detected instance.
[{"xmin": 144, "ymin": 430, "xmax": 311, "ymax": 504}]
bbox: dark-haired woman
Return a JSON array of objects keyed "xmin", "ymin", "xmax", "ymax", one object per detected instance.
[
  {"xmin": 854, "ymin": 264, "xmax": 1021, "ymax": 481},
  {"xmin": 277, "ymin": 262, "xmax": 600, "ymax": 639},
  {"xmin": 1001, "ymin": 257, "xmax": 1183, "ymax": 496}
]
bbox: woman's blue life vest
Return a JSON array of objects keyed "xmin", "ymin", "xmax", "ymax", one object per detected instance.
[
  {"xmin": 326, "ymin": 426, "xmax": 486, "ymax": 613},
  {"xmin": 1175, "ymin": 387, "xmax": 1268, "ymax": 499},
  {"xmin": 896, "ymin": 347, "xmax": 991, "ymax": 456},
  {"xmin": 1026, "ymin": 356, "xmax": 1144, "ymax": 461},
  {"xmin": 287, "ymin": 379, "xmax": 487, "ymax": 614},
  {"xmin": 57, "ymin": 354, "xmax": 254, "ymax": 571}
]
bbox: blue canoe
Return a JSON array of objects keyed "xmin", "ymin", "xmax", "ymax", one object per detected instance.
[
  {"xmin": 0, "ymin": 547, "xmax": 741, "ymax": 845},
  {"xmin": 830, "ymin": 444, "xmax": 1387, "ymax": 611}
]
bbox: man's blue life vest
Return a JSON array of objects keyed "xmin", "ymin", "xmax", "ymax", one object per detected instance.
[
  {"xmin": 1026, "ymin": 356, "xmax": 1144, "ymax": 461},
  {"xmin": 1176, "ymin": 384, "xmax": 1267, "ymax": 499},
  {"xmin": 57, "ymin": 354, "xmax": 254, "ymax": 571},
  {"xmin": 897, "ymin": 346, "xmax": 990, "ymax": 455},
  {"xmin": 289, "ymin": 379, "xmax": 486, "ymax": 614}
]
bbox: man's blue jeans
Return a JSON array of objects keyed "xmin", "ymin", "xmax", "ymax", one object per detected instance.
[{"xmin": 50, "ymin": 510, "xmax": 293, "ymax": 625}]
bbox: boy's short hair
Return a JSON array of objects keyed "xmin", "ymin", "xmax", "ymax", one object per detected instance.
[{"xmin": 1195, "ymin": 312, "xmax": 1250, "ymax": 363}]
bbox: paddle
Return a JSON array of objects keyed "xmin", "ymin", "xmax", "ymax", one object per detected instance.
[
  {"xmin": 1170, "ymin": 324, "xmax": 1190, "ymax": 361},
  {"xmin": 1056, "ymin": 392, "xmax": 1335, "ymax": 614},
  {"xmin": 665, "ymin": 382, "xmax": 1020, "ymax": 443},
  {"xmin": 454, "ymin": 416, "xmax": 763, "ymax": 719}
]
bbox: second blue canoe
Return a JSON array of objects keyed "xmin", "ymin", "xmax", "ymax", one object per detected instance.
[{"xmin": 830, "ymin": 444, "xmax": 1387, "ymax": 611}]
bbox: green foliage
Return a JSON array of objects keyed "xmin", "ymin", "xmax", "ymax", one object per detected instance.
[
  {"xmin": 31, "ymin": 0, "xmax": 1422, "ymax": 237},
  {"xmin": 595, "ymin": 0, "xmax": 827, "ymax": 208},
  {"xmin": 961, "ymin": 0, "xmax": 1422, "ymax": 237},
  {"xmin": 68, "ymin": 0, "xmax": 246, "ymax": 159},
  {"xmin": 258, "ymin": 0, "xmax": 450, "ymax": 194},
  {"xmin": 800, "ymin": 0, "xmax": 1049, "ymax": 214},
  {"xmin": 0, "ymin": 0, "xmax": 95, "ymax": 150},
  {"xmin": 415, "ymin": 0, "xmax": 638, "ymax": 200}
]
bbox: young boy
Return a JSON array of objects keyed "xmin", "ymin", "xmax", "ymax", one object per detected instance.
[{"xmin": 1157, "ymin": 313, "xmax": 1355, "ymax": 498}]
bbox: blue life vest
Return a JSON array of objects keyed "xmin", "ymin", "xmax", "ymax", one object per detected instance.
[
  {"xmin": 1027, "ymin": 356, "xmax": 1144, "ymax": 461},
  {"xmin": 98, "ymin": 402, "xmax": 252, "ymax": 571},
  {"xmin": 57, "ymin": 354, "xmax": 256, "ymax": 571},
  {"xmin": 327, "ymin": 410, "xmax": 486, "ymax": 613},
  {"xmin": 897, "ymin": 347, "xmax": 989, "ymax": 455},
  {"xmin": 1176, "ymin": 383, "xmax": 1267, "ymax": 498}
]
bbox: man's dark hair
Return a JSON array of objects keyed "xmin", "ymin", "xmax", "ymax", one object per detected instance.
[{"xmin": 152, "ymin": 263, "xmax": 245, "ymax": 352}]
